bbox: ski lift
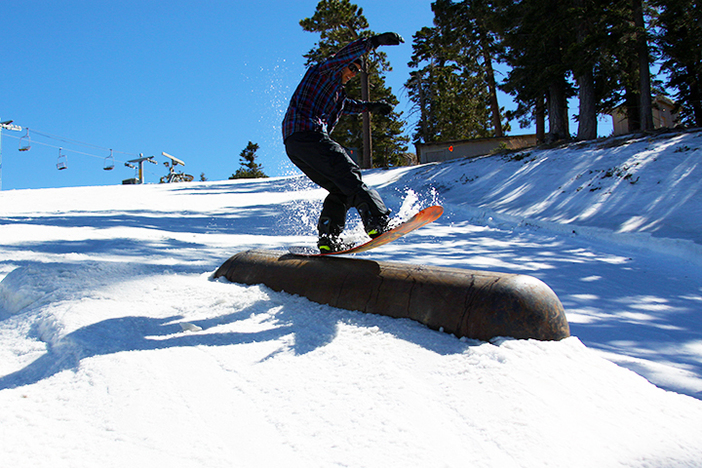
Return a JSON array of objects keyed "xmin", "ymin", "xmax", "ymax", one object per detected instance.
[
  {"xmin": 18, "ymin": 128, "xmax": 31, "ymax": 152},
  {"xmin": 57, "ymin": 147, "xmax": 68, "ymax": 170},
  {"xmin": 104, "ymin": 149, "xmax": 115, "ymax": 170}
]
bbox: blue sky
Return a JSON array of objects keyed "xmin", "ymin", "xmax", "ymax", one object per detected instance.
[{"xmin": 1, "ymin": 1, "xmax": 611, "ymax": 191}]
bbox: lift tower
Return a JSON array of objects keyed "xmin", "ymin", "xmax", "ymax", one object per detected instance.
[{"xmin": 123, "ymin": 154, "xmax": 157, "ymax": 184}]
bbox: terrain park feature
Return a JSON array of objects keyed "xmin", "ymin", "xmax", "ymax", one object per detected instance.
[{"xmin": 215, "ymin": 249, "xmax": 570, "ymax": 342}]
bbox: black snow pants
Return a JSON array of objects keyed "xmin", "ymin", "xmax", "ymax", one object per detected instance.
[{"xmin": 284, "ymin": 130, "xmax": 389, "ymax": 237}]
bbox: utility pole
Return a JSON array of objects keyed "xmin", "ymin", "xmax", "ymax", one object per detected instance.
[
  {"xmin": 360, "ymin": 59, "xmax": 372, "ymax": 169},
  {"xmin": 344, "ymin": 28, "xmax": 373, "ymax": 169},
  {"xmin": 0, "ymin": 119, "xmax": 23, "ymax": 191}
]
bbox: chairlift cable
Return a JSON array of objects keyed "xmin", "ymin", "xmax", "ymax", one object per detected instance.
[
  {"xmin": 29, "ymin": 129, "xmax": 137, "ymax": 156},
  {"xmin": 4, "ymin": 125, "xmax": 162, "ymax": 176},
  {"xmin": 3, "ymin": 134, "xmax": 130, "ymax": 165}
]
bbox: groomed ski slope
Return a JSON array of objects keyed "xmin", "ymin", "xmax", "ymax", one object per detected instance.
[{"xmin": 1, "ymin": 130, "xmax": 701, "ymax": 467}]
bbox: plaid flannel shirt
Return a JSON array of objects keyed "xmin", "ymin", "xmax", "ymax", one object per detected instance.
[{"xmin": 282, "ymin": 38, "xmax": 373, "ymax": 141}]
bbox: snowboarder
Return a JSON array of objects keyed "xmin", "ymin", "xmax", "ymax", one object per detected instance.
[{"xmin": 282, "ymin": 32, "xmax": 404, "ymax": 253}]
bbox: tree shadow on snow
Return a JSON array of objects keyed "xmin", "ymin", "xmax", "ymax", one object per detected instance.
[
  {"xmin": 358, "ymin": 214, "xmax": 702, "ymax": 398},
  {"xmin": 0, "ymin": 280, "xmax": 469, "ymax": 392},
  {"xmin": 0, "ymin": 258, "xmax": 347, "ymax": 391},
  {"xmin": 0, "ymin": 307, "xmax": 297, "ymax": 390}
]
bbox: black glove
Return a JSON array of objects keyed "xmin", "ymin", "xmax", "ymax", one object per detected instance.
[
  {"xmin": 368, "ymin": 101, "xmax": 393, "ymax": 115},
  {"xmin": 370, "ymin": 32, "xmax": 404, "ymax": 48}
]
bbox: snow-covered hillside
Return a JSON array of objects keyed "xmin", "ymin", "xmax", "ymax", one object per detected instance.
[{"xmin": 1, "ymin": 129, "xmax": 701, "ymax": 467}]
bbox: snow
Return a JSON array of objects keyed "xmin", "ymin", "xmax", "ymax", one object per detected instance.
[{"xmin": 1, "ymin": 129, "xmax": 702, "ymax": 467}]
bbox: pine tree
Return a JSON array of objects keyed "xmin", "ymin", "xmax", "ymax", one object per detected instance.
[
  {"xmin": 424, "ymin": 0, "xmax": 659, "ymax": 141},
  {"xmin": 653, "ymin": 0, "xmax": 702, "ymax": 126},
  {"xmin": 230, "ymin": 142, "xmax": 267, "ymax": 179},
  {"xmin": 587, "ymin": 0, "xmax": 661, "ymax": 134},
  {"xmin": 435, "ymin": 0, "xmax": 507, "ymax": 137},
  {"xmin": 299, "ymin": 0, "xmax": 409, "ymax": 168},
  {"xmin": 406, "ymin": 34, "xmax": 485, "ymax": 142},
  {"xmin": 565, "ymin": 0, "xmax": 631, "ymax": 139},
  {"xmin": 498, "ymin": 0, "xmax": 644, "ymax": 140},
  {"xmin": 633, "ymin": 0, "xmax": 655, "ymax": 131},
  {"xmin": 405, "ymin": 0, "xmax": 511, "ymax": 144},
  {"xmin": 498, "ymin": 0, "xmax": 575, "ymax": 142},
  {"xmin": 569, "ymin": 0, "xmax": 602, "ymax": 139}
]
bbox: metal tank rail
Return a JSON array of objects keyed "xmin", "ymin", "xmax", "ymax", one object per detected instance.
[{"xmin": 214, "ymin": 249, "xmax": 570, "ymax": 342}]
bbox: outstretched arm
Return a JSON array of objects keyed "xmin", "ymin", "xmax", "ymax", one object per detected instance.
[{"xmin": 319, "ymin": 32, "xmax": 405, "ymax": 75}]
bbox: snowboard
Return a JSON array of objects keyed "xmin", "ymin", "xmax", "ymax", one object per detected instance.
[{"xmin": 289, "ymin": 205, "xmax": 443, "ymax": 257}]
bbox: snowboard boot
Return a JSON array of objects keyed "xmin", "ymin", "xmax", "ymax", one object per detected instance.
[
  {"xmin": 317, "ymin": 216, "xmax": 349, "ymax": 253},
  {"xmin": 357, "ymin": 204, "xmax": 391, "ymax": 239},
  {"xmin": 317, "ymin": 235, "xmax": 353, "ymax": 253}
]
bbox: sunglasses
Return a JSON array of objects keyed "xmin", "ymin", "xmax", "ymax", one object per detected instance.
[{"xmin": 348, "ymin": 63, "xmax": 361, "ymax": 74}]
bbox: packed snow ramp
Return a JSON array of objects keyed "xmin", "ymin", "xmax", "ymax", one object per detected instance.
[{"xmin": 214, "ymin": 249, "xmax": 570, "ymax": 342}]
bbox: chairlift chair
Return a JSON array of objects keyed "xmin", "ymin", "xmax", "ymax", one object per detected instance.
[
  {"xmin": 104, "ymin": 149, "xmax": 115, "ymax": 170},
  {"xmin": 18, "ymin": 128, "xmax": 31, "ymax": 152},
  {"xmin": 57, "ymin": 148, "xmax": 68, "ymax": 170}
]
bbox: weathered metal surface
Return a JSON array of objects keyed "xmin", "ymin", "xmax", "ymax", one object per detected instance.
[{"xmin": 214, "ymin": 249, "xmax": 570, "ymax": 342}]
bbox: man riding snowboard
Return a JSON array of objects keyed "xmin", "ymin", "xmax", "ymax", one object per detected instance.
[{"xmin": 282, "ymin": 32, "xmax": 404, "ymax": 253}]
